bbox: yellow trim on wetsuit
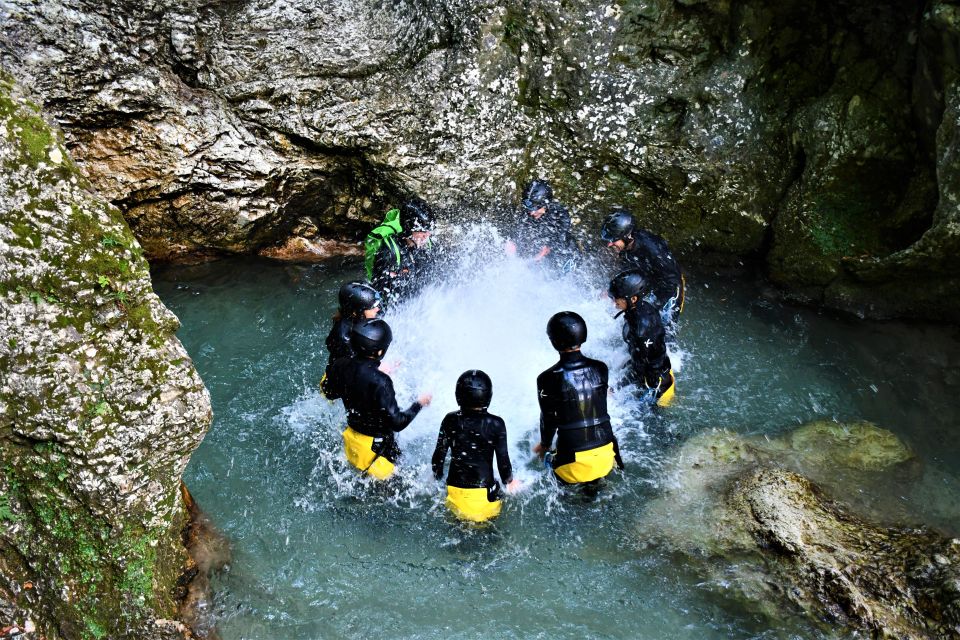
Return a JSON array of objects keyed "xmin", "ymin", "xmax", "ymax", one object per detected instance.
[
  {"xmin": 342, "ymin": 427, "xmax": 396, "ymax": 480},
  {"xmin": 656, "ymin": 370, "xmax": 676, "ymax": 407},
  {"xmin": 678, "ymin": 274, "xmax": 686, "ymax": 314},
  {"xmin": 553, "ymin": 441, "xmax": 615, "ymax": 484},
  {"xmin": 445, "ymin": 486, "xmax": 502, "ymax": 523}
]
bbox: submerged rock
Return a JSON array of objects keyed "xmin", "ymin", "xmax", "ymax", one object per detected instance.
[
  {"xmin": 639, "ymin": 421, "xmax": 960, "ymax": 637},
  {"xmin": 0, "ymin": 74, "xmax": 211, "ymax": 638},
  {"xmin": 786, "ymin": 419, "xmax": 914, "ymax": 471}
]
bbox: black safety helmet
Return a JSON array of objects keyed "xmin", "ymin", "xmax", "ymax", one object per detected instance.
[
  {"xmin": 351, "ymin": 319, "xmax": 393, "ymax": 358},
  {"xmin": 546, "ymin": 311, "xmax": 588, "ymax": 351},
  {"xmin": 455, "ymin": 369, "xmax": 493, "ymax": 409},
  {"xmin": 338, "ymin": 281, "xmax": 381, "ymax": 317},
  {"xmin": 608, "ymin": 269, "xmax": 648, "ymax": 304},
  {"xmin": 402, "ymin": 198, "xmax": 434, "ymax": 234},
  {"xmin": 601, "ymin": 209, "xmax": 635, "ymax": 243},
  {"xmin": 521, "ymin": 179, "xmax": 554, "ymax": 213}
]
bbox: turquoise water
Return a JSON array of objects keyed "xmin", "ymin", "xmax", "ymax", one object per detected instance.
[{"xmin": 153, "ymin": 242, "xmax": 960, "ymax": 640}]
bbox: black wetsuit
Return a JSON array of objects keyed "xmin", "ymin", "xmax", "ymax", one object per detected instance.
[
  {"xmin": 620, "ymin": 229, "xmax": 683, "ymax": 322},
  {"xmin": 324, "ymin": 316, "xmax": 358, "ymax": 365},
  {"xmin": 622, "ymin": 301, "xmax": 672, "ymax": 395},
  {"xmin": 372, "ymin": 237, "xmax": 436, "ymax": 304},
  {"xmin": 322, "ymin": 356, "xmax": 422, "ymax": 462},
  {"xmin": 431, "ymin": 410, "xmax": 513, "ymax": 494},
  {"xmin": 536, "ymin": 350, "xmax": 623, "ymax": 472},
  {"xmin": 515, "ymin": 202, "xmax": 576, "ymax": 267}
]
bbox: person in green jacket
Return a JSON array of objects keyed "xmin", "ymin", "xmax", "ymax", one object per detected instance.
[{"xmin": 365, "ymin": 198, "xmax": 437, "ymax": 306}]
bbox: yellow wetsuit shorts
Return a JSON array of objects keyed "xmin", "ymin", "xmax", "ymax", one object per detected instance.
[
  {"xmin": 656, "ymin": 370, "xmax": 676, "ymax": 407},
  {"xmin": 342, "ymin": 426, "xmax": 396, "ymax": 480},
  {"xmin": 445, "ymin": 486, "xmax": 502, "ymax": 523},
  {"xmin": 553, "ymin": 441, "xmax": 616, "ymax": 484}
]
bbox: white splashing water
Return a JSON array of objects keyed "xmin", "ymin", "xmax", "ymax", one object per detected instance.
[{"xmin": 291, "ymin": 223, "xmax": 681, "ymax": 504}]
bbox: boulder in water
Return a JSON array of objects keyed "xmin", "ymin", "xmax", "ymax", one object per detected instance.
[
  {"xmin": 729, "ymin": 467, "xmax": 960, "ymax": 638},
  {"xmin": 639, "ymin": 421, "xmax": 957, "ymax": 637}
]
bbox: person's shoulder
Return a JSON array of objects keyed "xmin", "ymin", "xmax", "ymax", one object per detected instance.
[
  {"xmin": 633, "ymin": 302, "xmax": 664, "ymax": 330},
  {"xmin": 537, "ymin": 362, "xmax": 560, "ymax": 383},
  {"xmin": 486, "ymin": 412, "xmax": 507, "ymax": 427},
  {"xmin": 328, "ymin": 355, "xmax": 351, "ymax": 373},
  {"xmin": 583, "ymin": 353, "xmax": 609, "ymax": 370}
]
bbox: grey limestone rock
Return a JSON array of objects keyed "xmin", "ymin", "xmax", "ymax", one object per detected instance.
[
  {"xmin": 1, "ymin": 0, "xmax": 959, "ymax": 318},
  {"xmin": 638, "ymin": 422, "xmax": 960, "ymax": 638},
  {"xmin": 0, "ymin": 73, "xmax": 211, "ymax": 639}
]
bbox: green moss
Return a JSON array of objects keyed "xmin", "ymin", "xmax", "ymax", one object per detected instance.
[
  {"xmin": 10, "ymin": 220, "xmax": 42, "ymax": 249},
  {"xmin": 119, "ymin": 536, "xmax": 157, "ymax": 602},
  {"xmin": 86, "ymin": 620, "xmax": 107, "ymax": 640},
  {"xmin": 0, "ymin": 92, "xmax": 54, "ymax": 169},
  {"xmin": 126, "ymin": 302, "xmax": 160, "ymax": 335},
  {"xmin": 0, "ymin": 492, "xmax": 18, "ymax": 522},
  {"xmin": 2, "ymin": 444, "xmax": 179, "ymax": 635}
]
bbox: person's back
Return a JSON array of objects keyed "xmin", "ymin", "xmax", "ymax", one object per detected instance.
[
  {"xmin": 323, "ymin": 319, "xmax": 431, "ymax": 479},
  {"xmin": 432, "ymin": 370, "xmax": 516, "ymax": 522},
  {"xmin": 623, "ymin": 301, "xmax": 672, "ymax": 395},
  {"xmin": 535, "ymin": 312, "xmax": 623, "ymax": 485},
  {"xmin": 327, "ymin": 357, "xmax": 418, "ymax": 439},
  {"xmin": 434, "ymin": 410, "xmax": 511, "ymax": 490}
]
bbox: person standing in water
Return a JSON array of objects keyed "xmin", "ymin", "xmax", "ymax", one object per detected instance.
[
  {"xmin": 323, "ymin": 319, "xmax": 432, "ymax": 480},
  {"xmin": 322, "ymin": 281, "xmax": 382, "ymax": 386},
  {"xmin": 432, "ymin": 370, "xmax": 519, "ymax": 523},
  {"xmin": 507, "ymin": 179, "xmax": 576, "ymax": 270},
  {"xmin": 600, "ymin": 209, "xmax": 684, "ymax": 327},
  {"xmin": 366, "ymin": 199, "xmax": 438, "ymax": 306},
  {"xmin": 608, "ymin": 269, "xmax": 675, "ymax": 406},
  {"xmin": 534, "ymin": 311, "xmax": 623, "ymax": 485}
]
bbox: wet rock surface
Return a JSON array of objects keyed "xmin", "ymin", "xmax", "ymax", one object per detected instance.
[
  {"xmin": 0, "ymin": 74, "xmax": 211, "ymax": 639},
  {"xmin": 639, "ymin": 421, "xmax": 960, "ymax": 638},
  {"xmin": 1, "ymin": 0, "xmax": 960, "ymax": 318}
]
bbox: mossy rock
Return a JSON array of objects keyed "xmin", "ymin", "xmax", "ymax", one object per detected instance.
[
  {"xmin": 787, "ymin": 420, "xmax": 913, "ymax": 471},
  {"xmin": 0, "ymin": 71, "xmax": 211, "ymax": 639}
]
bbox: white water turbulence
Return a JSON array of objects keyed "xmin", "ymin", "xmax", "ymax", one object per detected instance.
[
  {"xmin": 295, "ymin": 221, "xmax": 674, "ymax": 514},
  {"xmin": 154, "ymin": 224, "xmax": 960, "ymax": 638}
]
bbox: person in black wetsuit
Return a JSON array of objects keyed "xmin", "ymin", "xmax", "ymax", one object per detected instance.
[
  {"xmin": 601, "ymin": 209, "xmax": 684, "ymax": 326},
  {"xmin": 609, "ymin": 269, "xmax": 675, "ymax": 406},
  {"xmin": 431, "ymin": 370, "xmax": 519, "ymax": 522},
  {"xmin": 506, "ymin": 179, "xmax": 576, "ymax": 270},
  {"xmin": 370, "ymin": 199, "xmax": 438, "ymax": 306},
  {"xmin": 322, "ymin": 319, "xmax": 432, "ymax": 480},
  {"xmin": 322, "ymin": 281, "xmax": 382, "ymax": 389},
  {"xmin": 533, "ymin": 311, "xmax": 624, "ymax": 485}
]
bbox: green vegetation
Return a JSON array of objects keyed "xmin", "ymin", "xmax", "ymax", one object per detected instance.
[
  {"xmin": 2, "ymin": 444, "xmax": 173, "ymax": 638},
  {"xmin": 0, "ymin": 493, "xmax": 17, "ymax": 522}
]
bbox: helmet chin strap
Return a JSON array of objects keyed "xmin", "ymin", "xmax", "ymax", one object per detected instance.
[{"xmin": 614, "ymin": 309, "xmax": 626, "ymax": 319}]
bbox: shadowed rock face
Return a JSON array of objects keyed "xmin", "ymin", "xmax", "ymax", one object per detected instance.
[
  {"xmin": 638, "ymin": 422, "xmax": 960, "ymax": 638},
  {"xmin": 2, "ymin": 0, "xmax": 960, "ymax": 318},
  {"xmin": 731, "ymin": 468, "xmax": 960, "ymax": 639},
  {"xmin": 0, "ymin": 73, "xmax": 211, "ymax": 639}
]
